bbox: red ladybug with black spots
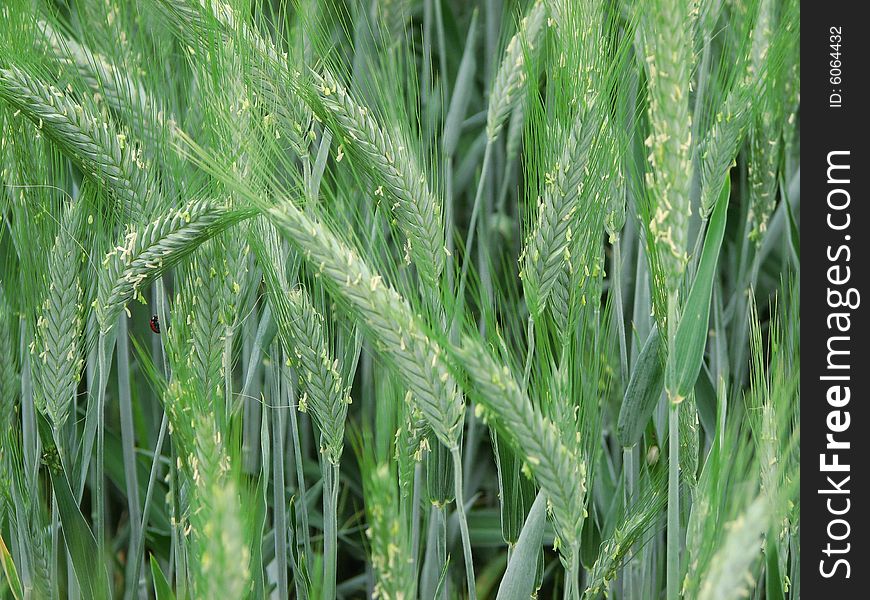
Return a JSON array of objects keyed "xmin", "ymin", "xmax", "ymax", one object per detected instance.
[{"xmin": 149, "ymin": 315, "xmax": 160, "ymax": 334}]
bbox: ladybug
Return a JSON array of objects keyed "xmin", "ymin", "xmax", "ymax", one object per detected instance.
[{"xmin": 149, "ymin": 314, "xmax": 161, "ymax": 334}]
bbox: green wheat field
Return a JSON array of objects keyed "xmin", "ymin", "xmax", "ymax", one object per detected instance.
[{"xmin": 0, "ymin": 0, "xmax": 799, "ymax": 598}]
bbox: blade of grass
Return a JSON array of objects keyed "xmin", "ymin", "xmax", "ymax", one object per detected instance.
[
  {"xmin": 48, "ymin": 466, "xmax": 111, "ymax": 600},
  {"xmin": 0, "ymin": 535, "xmax": 23, "ymax": 600},
  {"xmin": 668, "ymin": 176, "xmax": 731, "ymax": 402},
  {"xmin": 496, "ymin": 490, "xmax": 545, "ymax": 600},
  {"xmin": 149, "ymin": 556, "xmax": 175, "ymax": 600}
]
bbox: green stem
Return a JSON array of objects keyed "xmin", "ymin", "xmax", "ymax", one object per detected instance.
[
  {"xmin": 623, "ymin": 446, "xmax": 639, "ymax": 599},
  {"xmin": 286, "ymin": 367, "xmax": 313, "ymax": 568},
  {"xmin": 410, "ymin": 462, "xmax": 423, "ymax": 580},
  {"xmin": 117, "ymin": 315, "xmax": 142, "ymax": 598},
  {"xmin": 666, "ymin": 290, "xmax": 681, "ymax": 600},
  {"xmin": 50, "ymin": 489, "xmax": 59, "ymax": 600},
  {"xmin": 77, "ymin": 328, "xmax": 114, "ymax": 501},
  {"xmin": 667, "ymin": 402, "xmax": 680, "ymax": 600},
  {"xmin": 452, "ymin": 141, "xmax": 493, "ymax": 335},
  {"xmin": 169, "ymin": 448, "xmax": 187, "ymax": 598},
  {"xmin": 495, "ymin": 141, "xmax": 513, "ymax": 216},
  {"xmin": 433, "ymin": 0, "xmax": 449, "ymax": 101},
  {"xmin": 565, "ymin": 545, "xmax": 580, "ymax": 600},
  {"xmin": 20, "ymin": 320, "xmax": 39, "ymax": 490},
  {"xmin": 128, "ymin": 276, "xmax": 172, "ymax": 596},
  {"xmin": 445, "ymin": 158, "xmax": 455, "ymax": 294},
  {"xmin": 522, "ymin": 316, "xmax": 535, "ymax": 391},
  {"xmin": 129, "ymin": 413, "xmax": 168, "ymax": 598},
  {"xmin": 613, "ymin": 237, "xmax": 629, "ymax": 382},
  {"xmin": 613, "ymin": 234, "xmax": 639, "ymax": 597},
  {"xmin": 322, "ymin": 461, "xmax": 340, "ymax": 600},
  {"xmin": 422, "ymin": 0, "xmax": 433, "ymax": 113},
  {"xmin": 476, "ymin": 148, "xmax": 494, "ymax": 331},
  {"xmin": 67, "ymin": 548, "xmax": 79, "ymax": 600},
  {"xmin": 432, "ymin": 504, "xmax": 448, "ymax": 600},
  {"xmin": 271, "ymin": 360, "xmax": 289, "ymax": 599},
  {"xmin": 95, "ymin": 331, "xmax": 107, "ymax": 568},
  {"xmin": 462, "ymin": 411, "xmax": 479, "ymax": 500},
  {"xmin": 451, "ymin": 447, "xmax": 476, "ymax": 600},
  {"xmin": 223, "ymin": 327, "xmax": 234, "ymax": 430}
]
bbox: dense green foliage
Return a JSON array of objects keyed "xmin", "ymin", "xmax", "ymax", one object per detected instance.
[{"xmin": 0, "ymin": 0, "xmax": 799, "ymax": 598}]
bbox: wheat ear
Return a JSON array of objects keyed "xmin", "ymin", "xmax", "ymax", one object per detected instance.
[
  {"xmin": 155, "ymin": 0, "xmax": 311, "ymax": 159},
  {"xmin": 583, "ymin": 479, "xmax": 665, "ymax": 598},
  {"xmin": 486, "ymin": 0, "xmax": 547, "ymax": 141},
  {"xmin": 32, "ymin": 206, "xmax": 84, "ymax": 431},
  {"xmin": 696, "ymin": 497, "xmax": 769, "ymax": 600},
  {"xmin": 641, "ymin": 0, "xmax": 695, "ymax": 289},
  {"xmin": 311, "ymin": 68, "xmax": 445, "ymax": 289},
  {"xmin": 360, "ymin": 448, "xmax": 417, "ymax": 598},
  {"xmin": 96, "ymin": 199, "xmax": 253, "ymax": 334},
  {"xmin": 520, "ymin": 109, "xmax": 598, "ymax": 316},
  {"xmin": 0, "ymin": 65, "xmax": 158, "ymax": 214},
  {"xmin": 266, "ymin": 201, "xmax": 463, "ymax": 449},
  {"xmin": 698, "ymin": 93, "xmax": 750, "ymax": 219},
  {"xmin": 185, "ymin": 244, "xmax": 231, "ymax": 405},
  {"xmin": 746, "ymin": 0, "xmax": 788, "ymax": 244},
  {"xmin": 455, "ymin": 337, "xmax": 586, "ymax": 554},
  {"xmin": 163, "ymin": 377, "xmax": 251, "ymax": 599},
  {"xmin": 284, "ymin": 288, "xmax": 351, "ymax": 461},
  {"xmin": 38, "ymin": 22, "xmax": 152, "ymax": 126},
  {"xmin": 258, "ymin": 226, "xmax": 350, "ymax": 465}
]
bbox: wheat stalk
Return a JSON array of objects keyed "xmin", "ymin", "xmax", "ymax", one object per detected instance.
[
  {"xmin": 38, "ymin": 21, "xmax": 152, "ymax": 127},
  {"xmin": 520, "ymin": 108, "xmax": 599, "ymax": 316},
  {"xmin": 640, "ymin": 0, "xmax": 696, "ymax": 289},
  {"xmin": 265, "ymin": 200, "xmax": 462, "ymax": 449},
  {"xmin": 258, "ymin": 225, "xmax": 350, "ymax": 465},
  {"xmin": 163, "ymin": 375, "xmax": 250, "ymax": 600},
  {"xmin": 311, "ymin": 68, "xmax": 445, "ymax": 290},
  {"xmin": 456, "ymin": 337, "xmax": 586, "ymax": 555},
  {"xmin": 486, "ymin": 0, "xmax": 547, "ymax": 141},
  {"xmin": 32, "ymin": 206, "xmax": 84, "ymax": 431},
  {"xmin": 96, "ymin": 199, "xmax": 252, "ymax": 334},
  {"xmin": 155, "ymin": 0, "xmax": 311, "ymax": 159},
  {"xmin": 0, "ymin": 2, "xmax": 803, "ymax": 596},
  {"xmin": 0, "ymin": 65, "xmax": 158, "ymax": 215}
]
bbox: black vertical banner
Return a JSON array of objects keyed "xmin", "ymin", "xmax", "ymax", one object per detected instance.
[{"xmin": 804, "ymin": 3, "xmax": 867, "ymax": 597}]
